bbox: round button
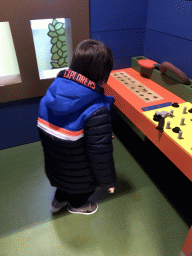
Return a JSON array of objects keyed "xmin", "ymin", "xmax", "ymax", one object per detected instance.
[
  {"xmin": 172, "ymin": 127, "xmax": 181, "ymax": 133},
  {"xmin": 172, "ymin": 103, "xmax": 179, "ymax": 108}
]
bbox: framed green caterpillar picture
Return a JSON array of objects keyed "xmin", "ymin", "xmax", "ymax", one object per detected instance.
[{"xmin": 48, "ymin": 19, "xmax": 68, "ymax": 69}]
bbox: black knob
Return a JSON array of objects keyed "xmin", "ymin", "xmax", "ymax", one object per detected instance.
[
  {"xmin": 188, "ymin": 108, "xmax": 192, "ymax": 113},
  {"xmin": 172, "ymin": 127, "xmax": 181, "ymax": 133},
  {"xmin": 172, "ymin": 103, "xmax": 179, "ymax": 108}
]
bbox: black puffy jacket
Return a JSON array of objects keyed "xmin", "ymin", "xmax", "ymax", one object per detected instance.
[{"xmin": 37, "ymin": 70, "xmax": 116, "ymax": 194}]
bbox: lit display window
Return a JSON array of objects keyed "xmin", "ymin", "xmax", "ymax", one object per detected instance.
[
  {"xmin": 0, "ymin": 22, "xmax": 22, "ymax": 86},
  {"xmin": 30, "ymin": 18, "xmax": 73, "ymax": 80}
]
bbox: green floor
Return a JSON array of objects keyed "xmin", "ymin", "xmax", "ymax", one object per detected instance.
[{"xmin": 0, "ymin": 121, "xmax": 191, "ymax": 256}]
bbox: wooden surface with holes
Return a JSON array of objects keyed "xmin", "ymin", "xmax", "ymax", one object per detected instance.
[{"xmin": 111, "ymin": 71, "xmax": 164, "ymax": 102}]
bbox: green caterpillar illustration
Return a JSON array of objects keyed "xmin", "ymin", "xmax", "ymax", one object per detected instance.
[{"xmin": 47, "ymin": 19, "xmax": 68, "ymax": 69}]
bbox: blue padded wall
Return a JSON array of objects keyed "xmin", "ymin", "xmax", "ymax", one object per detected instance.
[
  {"xmin": 146, "ymin": 0, "xmax": 192, "ymax": 40},
  {"xmin": 90, "ymin": 0, "xmax": 148, "ymax": 31},
  {"xmin": 90, "ymin": 0, "xmax": 148, "ymax": 70},
  {"xmin": 91, "ymin": 29, "xmax": 145, "ymax": 70},
  {"xmin": 144, "ymin": 0, "xmax": 192, "ymax": 78},
  {"xmin": 0, "ymin": 98, "xmax": 41, "ymax": 150}
]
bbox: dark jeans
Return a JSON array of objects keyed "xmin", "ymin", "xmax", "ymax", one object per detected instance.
[{"xmin": 55, "ymin": 188, "xmax": 95, "ymax": 208}]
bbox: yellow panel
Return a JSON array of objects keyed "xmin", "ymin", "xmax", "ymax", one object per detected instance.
[{"xmin": 143, "ymin": 102, "xmax": 192, "ymax": 156}]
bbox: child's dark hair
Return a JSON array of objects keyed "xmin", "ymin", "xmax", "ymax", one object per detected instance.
[{"xmin": 69, "ymin": 39, "xmax": 113, "ymax": 85}]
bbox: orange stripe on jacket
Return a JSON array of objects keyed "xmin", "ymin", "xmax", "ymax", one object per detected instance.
[{"xmin": 38, "ymin": 118, "xmax": 84, "ymax": 137}]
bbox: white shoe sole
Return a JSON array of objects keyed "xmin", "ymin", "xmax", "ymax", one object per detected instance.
[{"xmin": 67, "ymin": 204, "xmax": 98, "ymax": 215}]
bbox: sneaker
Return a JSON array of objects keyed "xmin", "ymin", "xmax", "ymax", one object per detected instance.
[
  {"xmin": 67, "ymin": 201, "xmax": 98, "ymax": 215},
  {"xmin": 51, "ymin": 198, "xmax": 68, "ymax": 213}
]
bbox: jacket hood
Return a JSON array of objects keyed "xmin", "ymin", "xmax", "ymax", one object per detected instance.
[{"xmin": 41, "ymin": 76, "xmax": 115, "ymax": 117}]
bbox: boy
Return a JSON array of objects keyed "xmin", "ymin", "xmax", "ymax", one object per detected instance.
[{"xmin": 37, "ymin": 39, "xmax": 116, "ymax": 215}]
